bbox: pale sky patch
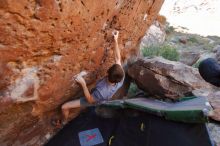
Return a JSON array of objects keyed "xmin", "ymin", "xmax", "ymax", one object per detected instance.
[{"xmin": 160, "ymin": 0, "xmax": 220, "ymax": 37}]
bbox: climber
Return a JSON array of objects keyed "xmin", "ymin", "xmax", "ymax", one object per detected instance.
[
  {"xmin": 198, "ymin": 58, "xmax": 220, "ymax": 87},
  {"xmin": 61, "ymin": 30, "xmax": 125, "ymax": 122}
]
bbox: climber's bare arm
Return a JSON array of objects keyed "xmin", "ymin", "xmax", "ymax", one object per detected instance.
[
  {"xmin": 113, "ymin": 30, "xmax": 121, "ymax": 66},
  {"xmin": 75, "ymin": 76, "xmax": 95, "ymax": 104}
]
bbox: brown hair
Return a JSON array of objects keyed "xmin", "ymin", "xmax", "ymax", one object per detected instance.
[{"xmin": 107, "ymin": 64, "xmax": 124, "ymax": 83}]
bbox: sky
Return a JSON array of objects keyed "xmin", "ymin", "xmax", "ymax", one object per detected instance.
[{"xmin": 159, "ymin": 0, "xmax": 220, "ymax": 37}]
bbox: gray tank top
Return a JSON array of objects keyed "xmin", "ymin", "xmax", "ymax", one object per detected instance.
[{"xmin": 91, "ymin": 77, "xmax": 124, "ymax": 102}]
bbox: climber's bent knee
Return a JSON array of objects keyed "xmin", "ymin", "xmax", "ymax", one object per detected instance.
[{"xmin": 62, "ymin": 99, "xmax": 81, "ymax": 110}]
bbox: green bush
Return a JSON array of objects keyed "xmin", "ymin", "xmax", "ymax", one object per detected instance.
[
  {"xmin": 165, "ymin": 25, "xmax": 175, "ymax": 34},
  {"xmin": 165, "ymin": 22, "xmax": 175, "ymax": 34},
  {"xmin": 192, "ymin": 60, "xmax": 201, "ymax": 68},
  {"xmin": 188, "ymin": 36, "xmax": 198, "ymax": 43},
  {"xmin": 203, "ymin": 43, "xmax": 215, "ymax": 51},
  {"xmin": 141, "ymin": 44, "xmax": 179, "ymax": 61},
  {"xmin": 128, "ymin": 83, "xmax": 138, "ymax": 98}
]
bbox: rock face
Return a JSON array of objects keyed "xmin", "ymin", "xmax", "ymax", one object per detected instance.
[
  {"xmin": 140, "ymin": 20, "xmax": 166, "ymax": 47},
  {"xmin": 193, "ymin": 89, "xmax": 220, "ymax": 121},
  {"xmin": 128, "ymin": 57, "xmax": 212, "ymax": 99},
  {"xmin": 179, "ymin": 51, "xmax": 200, "ymax": 66},
  {"xmin": 213, "ymin": 45, "xmax": 220, "ymax": 62},
  {"xmin": 0, "ymin": 0, "xmax": 164, "ymax": 145}
]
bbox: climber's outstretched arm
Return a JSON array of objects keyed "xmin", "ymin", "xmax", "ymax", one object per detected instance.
[
  {"xmin": 113, "ymin": 30, "xmax": 121, "ymax": 66},
  {"xmin": 75, "ymin": 76, "xmax": 95, "ymax": 104}
]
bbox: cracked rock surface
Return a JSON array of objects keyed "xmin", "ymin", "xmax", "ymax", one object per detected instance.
[{"xmin": 128, "ymin": 57, "xmax": 213, "ymax": 99}]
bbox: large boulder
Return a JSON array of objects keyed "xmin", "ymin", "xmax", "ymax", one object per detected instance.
[
  {"xmin": 128, "ymin": 57, "xmax": 213, "ymax": 99},
  {"xmin": 0, "ymin": 0, "xmax": 164, "ymax": 145}
]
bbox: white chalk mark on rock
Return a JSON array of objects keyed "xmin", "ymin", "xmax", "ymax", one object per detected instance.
[
  {"xmin": 143, "ymin": 13, "xmax": 148, "ymax": 21},
  {"xmin": 45, "ymin": 133, "xmax": 51, "ymax": 140},
  {"xmin": 9, "ymin": 67, "xmax": 40, "ymax": 103},
  {"xmin": 140, "ymin": 70, "xmax": 144, "ymax": 76},
  {"xmin": 52, "ymin": 55, "xmax": 62, "ymax": 63},
  {"xmin": 102, "ymin": 22, "xmax": 108, "ymax": 30},
  {"xmin": 114, "ymin": 0, "xmax": 123, "ymax": 9},
  {"xmin": 125, "ymin": 41, "xmax": 132, "ymax": 49}
]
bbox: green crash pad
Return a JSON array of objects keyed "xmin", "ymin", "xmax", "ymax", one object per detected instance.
[{"xmin": 101, "ymin": 96, "xmax": 212, "ymax": 123}]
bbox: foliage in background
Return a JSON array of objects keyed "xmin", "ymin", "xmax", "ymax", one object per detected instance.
[
  {"xmin": 128, "ymin": 82, "xmax": 138, "ymax": 98},
  {"xmin": 165, "ymin": 24, "xmax": 175, "ymax": 34},
  {"xmin": 192, "ymin": 60, "xmax": 201, "ymax": 68},
  {"xmin": 164, "ymin": 23, "xmax": 218, "ymax": 53},
  {"xmin": 187, "ymin": 36, "xmax": 215, "ymax": 51},
  {"xmin": 141, "ymin": 44, "xmax": 180, "ymax": 61},
  {"xmin": 188, "ymin": 36, "xmax": 199, "ymax": 43}
]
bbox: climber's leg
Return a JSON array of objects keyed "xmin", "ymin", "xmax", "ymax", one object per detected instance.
[{"xmin": 62, "ymin": 99, "xmax": 81, "ymax": 121}]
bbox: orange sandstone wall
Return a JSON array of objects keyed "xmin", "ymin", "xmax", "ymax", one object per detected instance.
[{"xmin": 0, "ymin": 0, "xmax": 164, "ymax": 145}]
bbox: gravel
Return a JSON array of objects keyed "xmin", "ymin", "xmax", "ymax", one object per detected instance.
[{"xmin": 207, "ymin": 123, "xmax": 220, "ymax": 146}]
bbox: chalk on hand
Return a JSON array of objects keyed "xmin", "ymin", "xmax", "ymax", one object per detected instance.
[
  {"xmin": 72, "ymin": 71, "xmax": 88, "ymax": 80},
  {"xmin": 112, "ymin": 30, "xmax": 119, "ymax": 36}
]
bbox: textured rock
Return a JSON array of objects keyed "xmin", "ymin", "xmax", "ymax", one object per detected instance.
[
  {"xmin": 214, "ymin": 45, "xmax": 220, "ymax": 62},
  {"xmin": 193, "ymin": 89, "xmax": 220, "ymax": 121},
  {"xmin": 140, "ymin": 20, "xmax": 166, "ymax": 47},
  {"xmin": 0, "ymin": 0, "xmax": 164, "ymax": 145},
  {"xmin": 196, "ymin": 52, "xmax": 216, "ymax": 64},
  {"xmin": 128, "ymin": 57, "xmax": 212, "ymax": 99},
  {"xmin": 213, "ymin": 45, "xmax": 220, "ymax": 53},
  {"xmin": 179, "ymin": 51, "xmax": 200, "ymax": 66},
  {"xmin": 207, "ymin": 123, "xmax": 220, "ymax": 146}
]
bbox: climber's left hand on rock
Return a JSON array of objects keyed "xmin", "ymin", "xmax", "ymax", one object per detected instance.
[
  {"xmin": 75, "ymin": 76, "xmax": 86, "ymax": 86},
  {"xmin": 112, "ymin": 30, "xmax": 119, "ymax": 41}
]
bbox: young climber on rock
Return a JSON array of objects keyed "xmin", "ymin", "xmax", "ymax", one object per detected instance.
[
  {"xmin": 198, "ymin": 58, "xmax": 220, "ymax": 87},
  {"xmin": 61, "ymin": 30, "xmax": 124, "ymax": 122}
]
